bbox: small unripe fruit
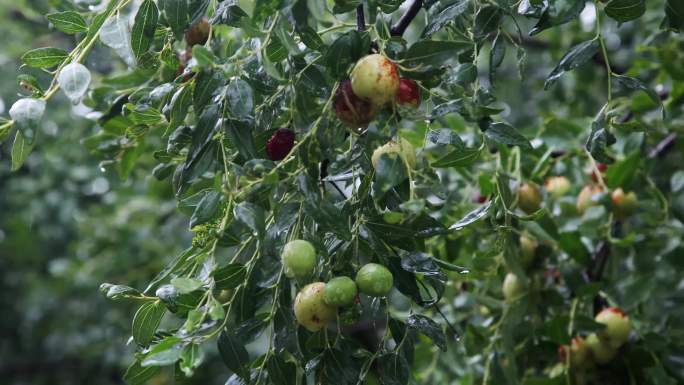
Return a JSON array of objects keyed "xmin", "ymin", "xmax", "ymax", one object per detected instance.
[
  {"xmin": 558, "ymin": 337, "xmax": 590, "ymax": 367},
  {"xmin": 294, "ymin": 282, "xmax": 337, "ymax": 332},
  {"xmin": 520, "ymin": 234, "xmax": 537, "ymax": 267},
  {"xmin": 502, "ymin": 272, "xmax": 525, "ymax": 302},
  {"xmin": 324, "ymin": 276, "xmax": 358, "ymax": 307},
  {"xmin": 351, "ymin": 54, "xmax": 400, "ymax": 106},
  {"xmin": 185, "ymin": 18, "xmax": 211, "ymax": 47},
  {"xmin": 585, "ymin": 333, "xmax": 617, "ymax": 364},
  {"xmin": 355, "ymin": 263, "xmax": 393, "ymax": 297},
  {"xmin": 545, "ymin": 176, "xmax": 571, "ymax": 198},
  {"xmin": 577, "ymin": 185, "xmax": 603, "ymax": 214},
  {"xmin": 395, "ymin": 78, "xmax": 420, "ymax": 107},
  {"xmin": 281, "ymin": 239, "xmax": 316, "ymax": 278},
  {"xmin": 371, "ymin": 138, "xmax": 416, "ymax": 170},
  {"xmin": 518, "ymin": 183, "xmax": 542, "ymax": 214},
  {"xmin": 266, "ymin": 128, "xmax": 295, "ymax": 161},
  {"xmin": 595, "ymin": 307, "xmax": 631, "ymax": 348},
  {"xmin": 334, "ymin": 80, "xmax": 378, "ymax": 133},
  {"xmin": 611, "ymin": 188, "xmax": 638, "ymax": 219}
]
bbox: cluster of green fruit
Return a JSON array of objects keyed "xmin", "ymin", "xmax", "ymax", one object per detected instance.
[
  {"xmin": 515, "ymin": 166, "xmax": 638, "ymax": 219},
  {"xmin": 281, "ymin": 240, "xmax": 394, "ymax": 332},
  {"xmin": 560, "ymin": 308, "xmax": 632, "ymax": 368}
]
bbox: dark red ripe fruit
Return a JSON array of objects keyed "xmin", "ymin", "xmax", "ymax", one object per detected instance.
[
  {"xmin": 474, "ymin": 193, "xmax": 488, "ymax": 204},
  {"xmin": 591, "ymin": 163, "xmax": 608, "ymax": 182},
  {"xmin": 185, "ymin": 18, "xmax": 211, "ymax": 47},
  {"xmin": 266, "ymin": 128, "xmax": 295, "ymax": 161},
  {"xmin": 396, "ymin": 78, "xmax": 420, "ymax": 107},
  {"xmin": 334, "ymin": 80, "xmax": 377, "ymax": 132}
]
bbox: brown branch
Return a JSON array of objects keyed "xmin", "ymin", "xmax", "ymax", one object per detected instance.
[
  {"xmin": 356, "ymin": 4, "xmax": 365, "ymax": 31},
  {"xmin": 390, "ymin": 0, "xmax": 423, "ymax": 36},
  {"xmin": 648, "ymin": 133, "xmax": 677, "ymax": 159}
]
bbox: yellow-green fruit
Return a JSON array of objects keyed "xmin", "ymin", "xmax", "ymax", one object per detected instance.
[
  {"xmin": 356, "ymin": 263, "xmax": 393, "ymax": 297},
  {"xmin": 595, "ymin": 307, "xmax": 631, "ymax": 348},
  {"xmin": 502, "ymin": 272, "xmax": 525, "ymax": 302},
  {"xmin": 281, "ymin": 240, "xmax": 316, "ymax": 278},
  {"xmin": 350, "ymin": 54, "xmax": 400, "ymax": 106},
  {"xmin": 586, "ymin": 333, "xmax": 617, "ymax": 364},
  {"xmin": 518, "ymin": 183, "xmax": 542, "ymax": 214},
  {"xmin": 294, "ymin": 282, "xmax": 337, "ymax": 332},
  {"xmin": 371, "ymin": 138, "xmax": 416, "ymax": 170},
  {"xmin": 611, "ymin": 188, "xmax": 638, "ymax": 219},
  {"xmin": 520, "ymin": 234, "xmax": 538, "ymax": 267},
  {"xmin": 545, "ymin": 176, "xmax": 571, "ymax": 198},
  {"xmin": 324, "ymin": 276, "xmax": 358, "ymax": 307},
  {"xmin": 577, "ymin": 185, "xmax": 603, "ymax": 214},
  {"xmin": 560, "ymin": 337, "xmax": 590, "ymax": 368}
]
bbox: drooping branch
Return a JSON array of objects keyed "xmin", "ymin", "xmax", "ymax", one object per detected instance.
[
  {"xmin": 356, "ymin": 4, "xmax": 365, "ymax": 31},
  {"xmin": 390, "ymin": 0, "xmax": 423, "ymax": 36}
]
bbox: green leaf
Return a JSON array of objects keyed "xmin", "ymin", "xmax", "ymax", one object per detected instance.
[
  {"xmin": 296, "ymin": 25, "xmax": 324, "ymax": 51},
  {"xmin": 190, "ymin": 190, "xmax": 222, "ymax": 228},
  {"xmin": 489, "ymin": 32, "xmax": 506, "ymax": 85},
  {"xmin": 132, "ymin": 301, "xmax": 166, "ymax": 346},
  {"xmin": 544, "ymin": 39, "xmax": 599, "ymax": 90},
  {"xmin": 449, "ymin": 200, "xmax": 493, "ymax": 230},
  {"xmin": 124, "ymin": 360, "xmax": 160, "ymax": 385},
  {"xmin": 664, "ymin": 0, "xmax": 684, "ymax": 31},
  {"xmin": 234, "ymin": 201, "xmax": 265, "ymax": 238},
  {"xmin": 422, "ymin": 0, "xmax": 469, "ymax": 37},
  {"xmin": 170, "ymin": 277, "xmax": 204, "ymax": 293},
  {"xmin": 47, "ymin": 11, "xmax": 88, "ymax": 34},
  {"xmin": 226, "ymin": 78, "xmax": 254, "ymax": 119},
  {"xmin": 193, "ymin": 69, "xmax": 225, "ymax": 113},
  {"xmin": 141, "ymin": 339, "xmax": 183, "ymax": 366},
  {"xmin": 530, "ymin": 0, "xmax": 585, "ymax": 35},
  {"xmin": 131, "ymin": 0, "xmax": 159, "ymax": 59},
  {"xmin": 163, "ymin": 0, "xmax": 189, "ymax": 39},
  {"xmin": 605, "ymin": 152, "xmax": 640, "ymax": 188},
  {"xmin": 266, "ymin": 354, "xmax": 297, "ymax": 385},
  {"xmin": 407, "ymin": 314, "xmax": 447, "ymax": 351},
  {"xmin": 21, "ymin": 47, "xmax": 68, "ymax": 68},
  {"xmin": 323, "ymin": 30, "xmax": 370, "ymax": 79},
  {"xmin": 10, "ymin": 131, "xmax": 34, "ymax": 171},
  {"xmin": 484, "ymin": 122, "xmax": 532, "ymax": 149},
  {"xmin": 605, "ymin": 0, "xmax": 645, "ymax": 22},
  {"xmin": 431, "ymin": 146, "xmax": 480, "ymax": 168},
  {"xmin": 586, "ymin": 107, "xmax": 616, "ymax": 164},
  {"xmin": 611, "ymin": 74, "xmax": 662, "ymax": 112},
  {"xmin": 218, "ymin": 330, "xmax": 250, "ymax": 380},
  {"xmin": 374, "ymin": 153, "xmax": 408, "ymax": 196},
  {"xmin": 474, "ymin": 5, "xmax": 502, "ymax": 40},
  {"xmin": 100, "ymin": 283, "xmax": 141, "ymax": 300},
  {"xmin": 213, "ymin": 0, "xmax": 247, "ymax": 26},
  {"xmin": 213, "ymin": 263, "xmax": 247, "ymax": 290},
  {"xmin": 402, "ymin": 40, "xmax": 473, "ymax": 69}
]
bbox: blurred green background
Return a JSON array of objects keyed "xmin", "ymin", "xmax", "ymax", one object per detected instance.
[{"xmin": 0, "ymin": 1, "xmax": 190, "ymax": 383}]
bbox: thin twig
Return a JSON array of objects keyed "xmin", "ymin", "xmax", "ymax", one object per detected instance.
[
  {"xmin": 648, "ymin": 133, "xmax": 677, "ymax": 159},
  {"xmin": 390, "ymin": 0, "xmax": 422, "ymax": 36}
]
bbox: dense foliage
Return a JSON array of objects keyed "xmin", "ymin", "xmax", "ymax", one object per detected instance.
[{"xmin": 2, "ymin": 0, "xmax": 684, "ymax": 384}]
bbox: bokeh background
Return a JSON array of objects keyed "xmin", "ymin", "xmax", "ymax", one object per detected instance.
[
  {"xmin": 1, "ymin": 0, "xmax": 684, "ymax": 384},
  {"xmin": 0, "ymin": 1, "xmax": 191, "ymax": 383}
]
